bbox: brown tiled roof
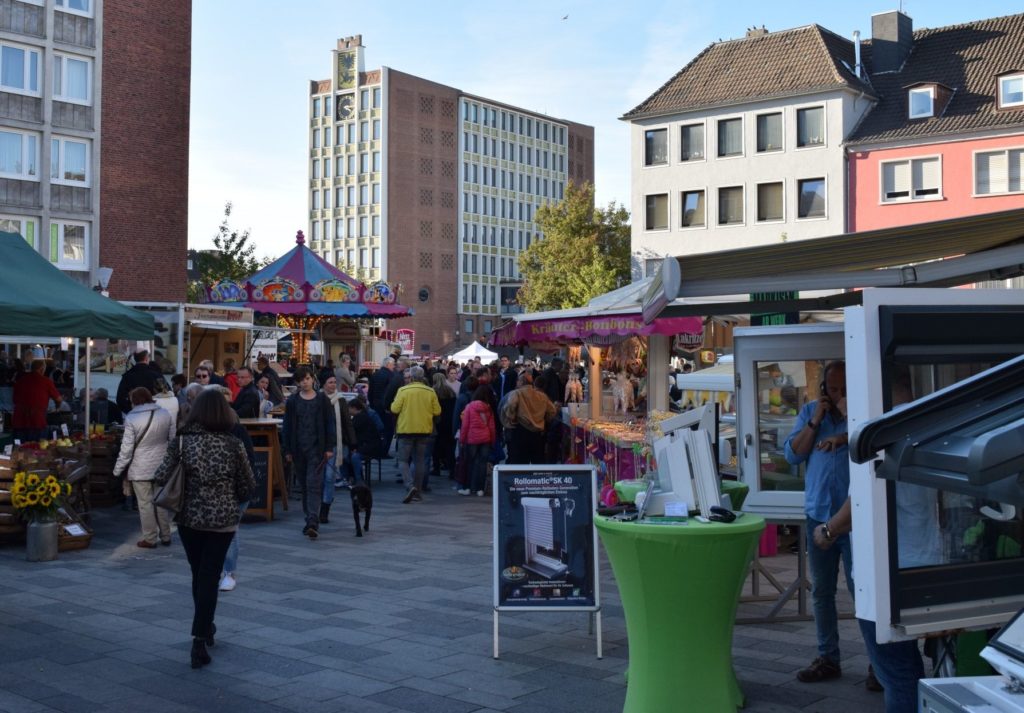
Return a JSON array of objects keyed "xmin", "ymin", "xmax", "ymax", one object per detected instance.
[
  {"xmin": 622, "ymin": 25, "xmax": 873, "ymax": 120},
  {"xmin": 848, "ymin": 13, "xmax": 1024, "ymax": 145}
]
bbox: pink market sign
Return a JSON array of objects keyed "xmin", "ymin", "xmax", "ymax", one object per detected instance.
[{"xmin": 519, "ymin": 314, "xmax": 702, "ymax": 342}]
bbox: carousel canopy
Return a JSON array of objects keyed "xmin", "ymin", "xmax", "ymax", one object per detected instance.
[{"xmin": 205, "ymin": 231, "xmax": 412, "ymax": 319}]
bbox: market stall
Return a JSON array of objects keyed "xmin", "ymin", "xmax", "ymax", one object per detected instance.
[{"xmin": 0, "ymin": 231, "xmax": 155, "ymax": 550}]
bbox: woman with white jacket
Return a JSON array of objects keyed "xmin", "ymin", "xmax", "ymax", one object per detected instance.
[{"xmin": 114, "ymin": 386, "xmax": 176, "ymax": 548}]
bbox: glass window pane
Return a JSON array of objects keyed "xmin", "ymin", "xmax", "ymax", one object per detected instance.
[
  {"xmin": 680, "ymin": 124, "xmax": 704, "ymax": 161},
  {"xmin": 29, "ymin": 51, "xmax": 37, "ymax": 92},
  {"xmin": 756, "ymin": 113, "xmax": 782, "ymax": 152},
  {"xmin": 756, "ymin": 360, "xmax": 814, "ymax": 494},
  {"xmin": 0, "ymin": 131, "xmax": 23, "ymax": 174},
  {"xmin": 909, "ymin": 89, "xmax": 933, "ymax": 117},
  {"xmin": 717, "ymin": 119, "xmax": 742, "ymax": 156},
  {"xmin": 645, "ymin": 194, "xmax": 667, "ymax": 230},
  {"xmin": 644, "ymin": 129, "xmax": 667, "ymax": 166},
  {"xmin": 1, "ymin": 46, "xmax": 25, "ymax": 90},
  {"xmin": 66, "ymin": 58, "xmax": 88, "ymax": 100},
  {"xmin": 797, "ymin": 107, "xmax": 824, "ymax": 147},
  {"xmin": 718, "ymin": 186, "xmax": 743, "ymax": 224},
  {"xmin": 757, "ymin": 182, "xmax": 783, "ymax": 221},
  {"xmin": 798, "ymin": 178, "xmax": 826, "ymax": 218},
  {"xmin": 50, "ymin": 138, "xmax": 59, "ymax": 179},
  {"xmin": 62, "ymin": 224, "xmax": 85, "ymax": 263},
  {"xmin": 680, "ymin": 190, "xmax": 705, "ymax": 227},
  {"xmin": 1001, "ymin": 76, "xmax": 1024, "ymax": 105},
  {"xmin": 64, "ymin": 140, "xmax": 86, "ymax": 181}
]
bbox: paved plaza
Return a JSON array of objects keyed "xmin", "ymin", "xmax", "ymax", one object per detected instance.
[{"xmin": 0, "ymin": 460, "xmax": 883, "ymax": 713}]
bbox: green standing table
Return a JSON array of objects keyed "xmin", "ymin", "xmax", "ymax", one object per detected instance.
[{"xmin": 596, "ymin": 515, "xmax": 765, "ymax": 713}]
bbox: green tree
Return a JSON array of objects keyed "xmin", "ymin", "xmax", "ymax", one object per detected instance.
[
  {"xmin": 517, "ymin": 181, "xmax": 631, "ymax": 312},
  {"xmin": 186, "ymin": 202, "xmax": 265, "ymax": 302}
]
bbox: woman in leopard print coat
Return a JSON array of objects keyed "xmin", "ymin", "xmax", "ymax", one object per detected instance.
[{"xmin": 155, "ymin": 389, "xmax": 254, "ymax": 668}]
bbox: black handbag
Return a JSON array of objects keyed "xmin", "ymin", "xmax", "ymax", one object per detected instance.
[{"xmin": 154, "ymin": 435, "xmax": 185, "ymax": 514}]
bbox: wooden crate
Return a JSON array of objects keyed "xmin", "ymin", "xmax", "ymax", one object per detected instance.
[{"xmin": 0, "ymin": 459, "xmax": 25, "ymax": 539}]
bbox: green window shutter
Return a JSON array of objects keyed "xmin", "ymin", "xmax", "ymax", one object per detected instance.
[
  {"xmin": 50, "ymin": 223, "xmax": 58, "ymax": 262},
  {"xmin": 25, "ymin": 221, "xmax": 34, "ymax": 247}
]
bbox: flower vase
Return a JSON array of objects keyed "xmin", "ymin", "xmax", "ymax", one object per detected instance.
[{"xmin": 26, "ymin": 518, "xmax": 58, "ymax": 562}]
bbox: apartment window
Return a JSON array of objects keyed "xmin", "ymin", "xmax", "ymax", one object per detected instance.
[
  {"xmin": 644, "ymin": 128, "xmax": 667, "ymax": 166},
  {"xmin": 680, "ymin": 190, "xmax": 705, "ymax": 228},
  {"xmin": 372, "ymin": 247, "xmax": 380, "ymax": 267},
  {"xmin": 50, "ymin": 136, "xmax": 88, "ymax": 185},
  {"xmin": 324, "ymin": 96, "xmax": 332, "ymax": 117},
  {"xmin": 347, "ymin": 249, "xmax": 355, "ymax": 266},
  {"xmin": 322, "ymin": 189, "xmax": 330, "ymax": 209},
  {"xmin": 0, "ymin": 129, "xmax": 38, "ymax": 180},
  {"xmin": 908, "ymin": 87, "xmax": 935, "ymax": 119},
  {"xmin": 717, "ymin": 186, "xmax": 744, "ymax": 225},
  {"xmin": 312, "ymin": 97, "xmax": 320, "ymax": 118},
  {"xmin": 359, "ymin": 153, "xmax": 368, "ymax": 173},
  {"xmin": 359, "ymin": 216, "xmax": 368, "ymax": 236},
  {"xmin": 975, "ymin": 149, "xmax": 1023, "ymax": 195},
  {"xmin": 324, "ymin": 157, "xmax": 331, "ymax": 178},
  {"xmin": 372, "ymin": 183, "xmax": 380, "ymax": 203},
  {"xmin": 335, "ymin": 218, "xmax": 343, "ymax": 237},
  {"xmin": 359, "ymin": 185, "xmax": 368, "ymax": 205},
  {"xmin": 360, "ymin": 89, "xmax": 370, "ymax": 110},
  {"xmin": 881, "ymin": 158, "xmax": 941, "ymax": 201},
  {"xmin": 797, "ymin": 178, "xmax": 826, "ymax": 218},
  {"xmin": 717, "ymin": 118, "xmax": 742, "ymax": 157},
  {"xmin": 347, "ymin": 155, "xmax": 355, "ymax": 175},
  {"xmin": 756, "ymin": 182, "xmax": 783, "ymax": 222},
  {"xmin": 373, "ymin": 87, "xmax": 381, "ymax": 108},
  {"xmin": 312, "ymin": 129, "xmax": 320, "ymax": 149},
  {"xmin": 347, "ymin": 124, "xmax": 356, "ymax": 143},
  {"xmin": 52, "ymin": 53, "xmax": 91, "ymax": 104},
  {"xmin": 999, "ymin": 74, "xmax": 1024, "ymax": 109},
  {"xmin": 359, "ymin": 248, "xmax": 367, "ymax": 267},
  {"xmin": 336, "ymin": 125, "xmax": 345, "ymax": 145},
  {"xmin": 311, "ymin": 191, "xmax": 319, "ymax": 210},
  {"xmin": 0, "ymin": 43, "xmax": 40, "ymax": 96},
  {"xmin": 335, "ymin": 249, "xmax": 343, "ymax": 265},
  {"xmin": 0, "ymin": 215, "xmax": 37, "ymax": 248},
  {"xmin": 645, "ymin": 194, "xmax": 668, "ymax": 231},
  {"xmin": 372, "ymin": 215, "xmax": 380, "ymax": 235},
  {"xmin": 55, "ymin": 0, "xmax": 91, "ymax": 16},
  {"xmin": 359, "ymin": 121, "xmax": 368, "ymax": 142},
  {"xmin": 680, "ymin": 124, "xmax": 704, "ymax": 161},
  {"xmin": 756, "ymin": 113, "xmax": 782, "ymax": 152},
  {"xmin": 372, "ymin": 151, "xmax": 381, "ymax": 171},
  {"xmin": 323, "ymin": 219, "xmax": 330, "ymax": 239},
  {"xmin": 347, "ymin": 186, "xmax": 355, "ymax": 206},
  {"xmin": 50, "ymin": 221, "xmax": 87, "ymax": 269},
  {"xmin": 373, "ymin": 119, "xmax": 380, "ymax": 140},
  {"xmin": 311, "ymin": 159, "xmax": 319, "ymax": 179},
  {"xmin": 471, "ymin": 285, "xmax": 478, "ymax": 303},
  {"xmin": 796, "ymin": 106, "xmax": 824, "ymax": 147}
]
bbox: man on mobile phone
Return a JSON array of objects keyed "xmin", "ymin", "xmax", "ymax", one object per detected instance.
[{"xmin": 783, "ymin": 361, "xmax": 852, "ymax": 684}]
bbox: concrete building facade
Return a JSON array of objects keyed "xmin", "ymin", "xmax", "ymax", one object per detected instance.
[
  {"xmin": 0, "ymin": 0, "xmax": 189, "ymax": 302},
  {"xmin": 307, "ymin": 36, "xmax": 593, "ymax": 353}
]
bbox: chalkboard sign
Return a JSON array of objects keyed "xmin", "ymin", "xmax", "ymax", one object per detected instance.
[
  {"xmin": 248, "ymin": 447, "xmax": 271, "ymax": 517},
  {"xmin": 493, "ymin": 465, "xmax": 599, "ymax": 612}
]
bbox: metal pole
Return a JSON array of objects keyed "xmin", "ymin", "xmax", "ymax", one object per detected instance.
[
  {"xmin": 83, "ymin": 339, "xmax": 91, "ymax": 436},
  {"xmin": 492, "ymin": 610, "xmax": 500, "ymax": 659}
]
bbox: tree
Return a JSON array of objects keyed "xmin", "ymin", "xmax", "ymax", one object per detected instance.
[
  {"xmin": 517, "ymin": 181, "xmax": 631, "ymax": 312},
  {"xmin": 186, "ymin": 202, "xmax": 265, "ymax": 302}
]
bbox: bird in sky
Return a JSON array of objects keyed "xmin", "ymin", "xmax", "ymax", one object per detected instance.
[{"xmin": 562, "ymin": 14, "xmax": 569, "ymax": 20}]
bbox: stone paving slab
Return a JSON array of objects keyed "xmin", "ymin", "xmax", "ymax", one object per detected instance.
[{"xmin": 0, "ymin": 458, "xmax": 884, "ymax": 713}]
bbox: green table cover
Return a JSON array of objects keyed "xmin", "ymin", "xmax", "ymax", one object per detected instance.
[
  {"xmin": 720, "ymin": 480, "xmax": 749, "ymax": 511},
  {"xmin": 596, "ymin": 515, "xmax": 765, "ymax": 713}
]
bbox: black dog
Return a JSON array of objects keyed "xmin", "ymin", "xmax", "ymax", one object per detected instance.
[{"xmin": 351, "ymin": 482, "xmax": 372, "ymax": 537}]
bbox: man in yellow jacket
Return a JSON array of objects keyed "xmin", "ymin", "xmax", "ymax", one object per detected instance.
[{"xmin": 391, "ymin": 365, "xmax": 441, "ymax": 503}]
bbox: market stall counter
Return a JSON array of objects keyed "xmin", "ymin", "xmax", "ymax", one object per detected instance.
[{"xmin": 596, "ymin": 514, "xmax": 765, "ymax": 713}]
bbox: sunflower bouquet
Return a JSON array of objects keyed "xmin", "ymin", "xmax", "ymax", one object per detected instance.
[{"xmin": 10, "ymin": 471, "xmax": 71, "ymax": 522}]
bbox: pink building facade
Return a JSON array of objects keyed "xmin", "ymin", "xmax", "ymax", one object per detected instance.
[{"xmin": 849, "ymin": 133, "xmax": 1024, "ymax": 232}]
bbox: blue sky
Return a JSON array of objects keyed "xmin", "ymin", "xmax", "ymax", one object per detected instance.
[{"xmin": 188, "ymin": 0, "xmax": 1013, "ymax": 258}]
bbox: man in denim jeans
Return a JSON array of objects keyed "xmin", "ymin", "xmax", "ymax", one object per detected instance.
[
  {"xmin": 784, "ymin": 361, "xmax": 853, "ymax": 684},
  {"xmin": 390, "ymin": 366, "xmax": 440, "ymax": 503}
]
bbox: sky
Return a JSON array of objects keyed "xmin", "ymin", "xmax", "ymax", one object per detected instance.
[{"xmin": 188, "ymin": 0, "xmax": 1014, "ymax": 259}]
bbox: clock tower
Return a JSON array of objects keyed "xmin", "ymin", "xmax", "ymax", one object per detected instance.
[{"xmin": 332, "ymin": 34, "xmax": 364, "ymax": 116}]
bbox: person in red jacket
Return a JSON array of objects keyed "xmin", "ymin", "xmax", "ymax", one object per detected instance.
[
  {"xmin": 458, "ymin": 386, "xmax": 497, "ymax": 496},
  {"xmin": 12, "ymin": 359, "xmax": 61, "ymax": 441}
]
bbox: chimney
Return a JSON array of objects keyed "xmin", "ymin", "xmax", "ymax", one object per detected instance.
[{"xmin": 871, "ymin": 10, "xmax": 913, "ymax": 73}]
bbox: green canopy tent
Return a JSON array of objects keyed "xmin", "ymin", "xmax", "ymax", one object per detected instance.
[{"xmin": 0, "ymin": 231, "xmax": 156, "ymax": 434}]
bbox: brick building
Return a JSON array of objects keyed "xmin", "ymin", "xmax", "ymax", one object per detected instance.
[
  {"xmin": 307, "ymin": 36, "xmax": 594, "ymax": 354},
  {"xmin": 0, "ymin": 0, "xmax": 190, "ymax": 302}
]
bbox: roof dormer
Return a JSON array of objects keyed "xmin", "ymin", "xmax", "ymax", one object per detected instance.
[
  {"xmin": 905, "ymin": 82, "xmax": 953, "ymax": 120},
  {"xmin": 997, "ymin": 70, "xmax": 1024, "ymax": 110}
]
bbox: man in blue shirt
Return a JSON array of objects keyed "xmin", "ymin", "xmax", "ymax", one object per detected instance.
[{"xmin": 784, "ymin": 360, "xmax": 851, "ymax": 683}]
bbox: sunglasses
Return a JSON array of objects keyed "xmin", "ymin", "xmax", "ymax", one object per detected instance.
[{"xmin": 195, "ymin": 373, "xmax": 209, "ymax": 379}]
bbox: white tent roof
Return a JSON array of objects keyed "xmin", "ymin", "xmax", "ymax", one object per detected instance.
[{"xmin": 450, "ymin": 341, "xmax": 498, "ymax": 362}]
